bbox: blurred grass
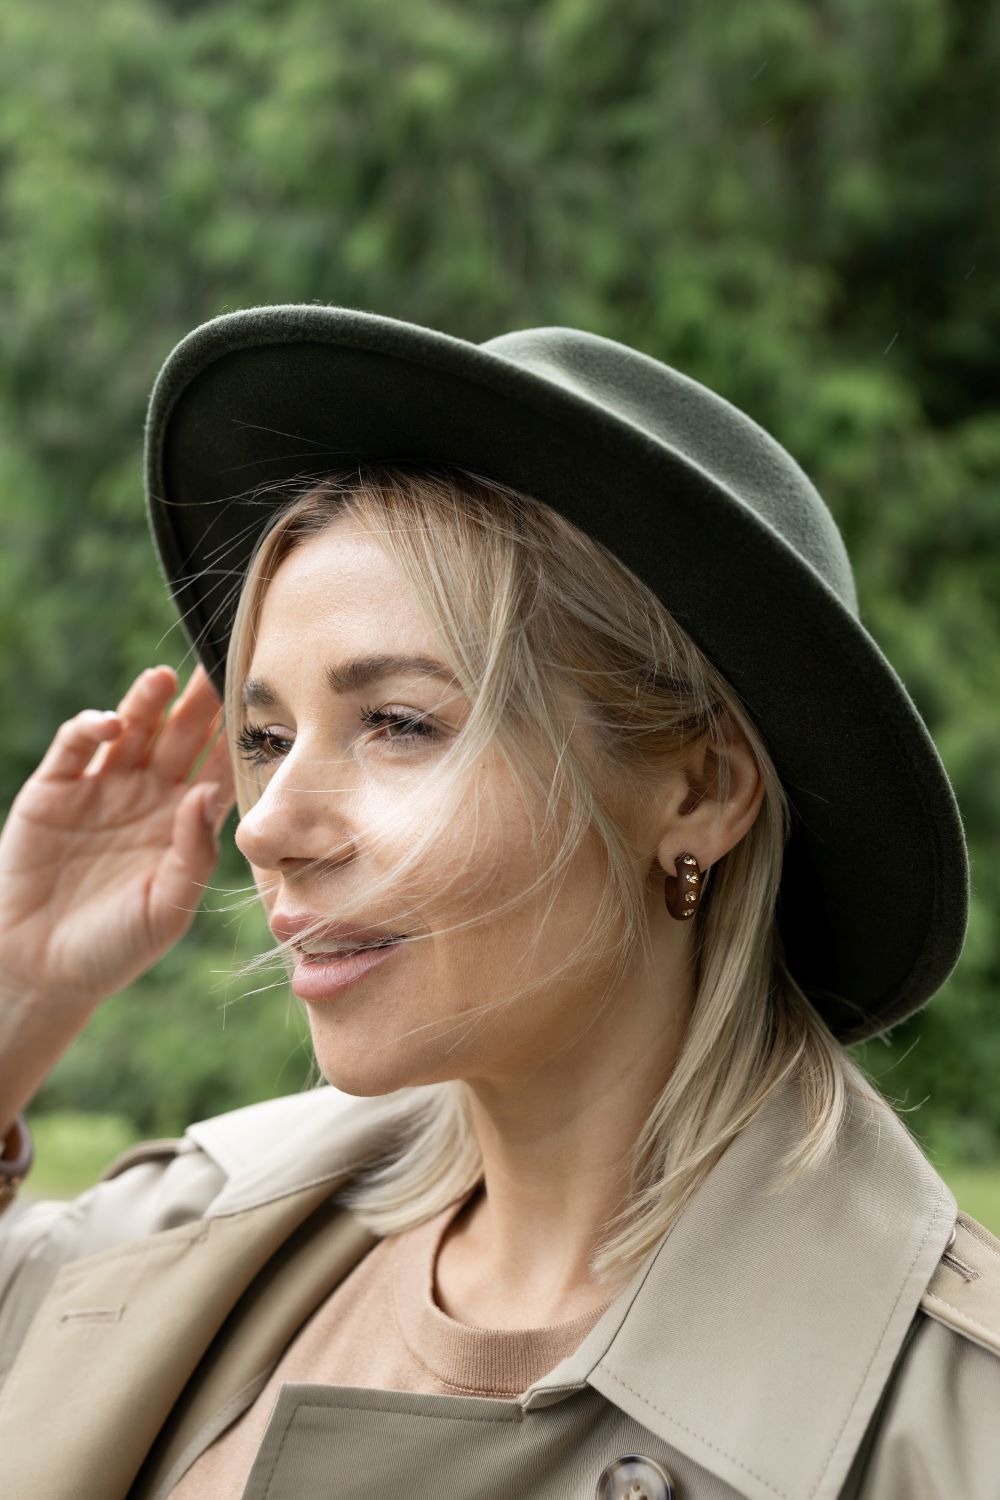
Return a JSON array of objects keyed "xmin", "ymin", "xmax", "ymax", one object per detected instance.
[
  {"xmin": 16, "ymin": 1111, "xmax": 1000, "ymax": 1239},
  {"xmin": 25, "ymin": 1112, "xmax": 143, "ymax": 1200},
  {"xmin": 935, "ymin": 1161, "xmax": 1000, "ymax": 1237}
]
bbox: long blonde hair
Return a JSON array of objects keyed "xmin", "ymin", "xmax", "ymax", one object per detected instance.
[{"xmin": 221, "ymin": 462, "xmax": 888, "ymax": 1288}]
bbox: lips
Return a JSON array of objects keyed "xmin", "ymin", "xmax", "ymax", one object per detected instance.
[
  {"xmin": 298, "ymin": 936, "xmax": 401, "ymax": 961},
  {"xmin": 269, "ymin": 910, "xmax": 406, "ymax": 950},
  {"xmin": 290, "ymin": 935, "xmax": 405, "ymax": 1002}
]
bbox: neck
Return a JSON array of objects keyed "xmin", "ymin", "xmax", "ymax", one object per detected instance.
[{"xmin": 435, "ymin": 961, "xmax": 691, "ymax": 1327}]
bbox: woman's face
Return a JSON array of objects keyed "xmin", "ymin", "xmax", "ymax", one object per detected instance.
[{"xmin": 233, "ymin": 517, "xmax": 676, "ymax": 1097}]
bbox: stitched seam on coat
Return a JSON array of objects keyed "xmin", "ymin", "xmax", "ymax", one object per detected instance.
[
  {"xmin": 259, "ymin": 1400, "xmax": 518, "ymax": 1497},
  {"xmin": 53, "ymin": 1225, "xmax": 210, "ymax": 1283},
  {"xmin": 0, "ymin": 1223, "xmax": 212, "ymax": 1423},
  {"xmin": 922, "ymin": 1291, "xmax": 1000, "ymax": 1351},
  {"xmin": 282, "ymin": 1397, "xmax": 517, "ymax": 1422},
  {"xmin": 597, "ymin": 1367, "xmax": 789, "ymax": 1496},
  {"xmin": 58, "ymin": 1307, "xmax": 123, "ymax": 1324},
  {"xmin": 150, "ymin": 1367, "xmax": 277, "ymax": 1500},
  {"xmin": 940, "ymin": 1250, "xmax": 978, "ymax": 1281}
]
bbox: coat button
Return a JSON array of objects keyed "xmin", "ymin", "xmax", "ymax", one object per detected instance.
[{"xmin": 595, "ymin": 1454, "xmax": 676, "ymax": 1499}]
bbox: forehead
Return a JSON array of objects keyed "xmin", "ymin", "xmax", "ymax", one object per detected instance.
[
  {"xmin": 249, "ymin": 522, "xmax": 439, "ymax": 664},
  {"xmin": 265, "ymin": 523, "xmax": 406, "ymax": 609},
  {"xmin": 272, "ymin": 518, "xmax": 399, "ymax": 583}
]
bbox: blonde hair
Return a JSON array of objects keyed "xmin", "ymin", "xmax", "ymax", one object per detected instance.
[{"xmin": 220, "ymin": 462, "xmax": 888, "ymax": 1289}]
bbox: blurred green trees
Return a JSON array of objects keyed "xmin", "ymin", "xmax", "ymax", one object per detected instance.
[{"xmin": 0, "ymin": 0, "xmax": 996, "ymax": 1158}]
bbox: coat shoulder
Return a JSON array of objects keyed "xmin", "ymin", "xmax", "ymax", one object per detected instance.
[
  {"xmin": 919, "ymin": 1208, "xmax": 1000, "ymax": 1362},
  {"xmin": 1, "ymin": 1089, "xmax": 353, "ymax": 1386},
  {"xmin": 97, "ymin": 1134, "xmax": 191, "ymax": 1182},
  {"xmin": 99, "ymin": 1086, "xmax": 346, "ymax": 1183},
  {"xmin": 851, "ymin": 1224, "xmax": 1000, "ymax": 1499}
]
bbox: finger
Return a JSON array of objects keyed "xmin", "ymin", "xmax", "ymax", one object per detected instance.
[
  {"xmin": 85, "ymin": 665, "xmax": 179, "ymax": 777},
  {"xmin": 147, "ymin": 664, "xmax": 226, "ymax": 784},
  {"xmin": 196, "ymin": 727, "xmax": 236, "ymax": 788},
  {"xmin": 147, "ymin": 781, "xmax": 223, "ymax": 943},
  {"xmin": 191, "ymin": 734, "xmax": 237, "ymax": 833},
  {"xmin": 35, "ymin": 709, "xmax": 125, "ymax": 783}
]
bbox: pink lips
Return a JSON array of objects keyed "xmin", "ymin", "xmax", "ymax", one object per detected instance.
[
  {"xmin": 269, "ymin": 909, "xmax": 405, "ymax": 950},
  {"xmin": 290, "ymin": 939, "xmax": 405, "ymax": 1002}
]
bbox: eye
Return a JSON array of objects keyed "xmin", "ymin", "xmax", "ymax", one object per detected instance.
[
  {"xmin": 234, "ymin": 724, "xmax": 293, "ymax": 767},
  {"xmin": 235, "ymin": 705, "xmax": 439, "ymax": 767},
  {"xmin": 357, "ymin": 703, "xmax": 439, "ymax": 745}
]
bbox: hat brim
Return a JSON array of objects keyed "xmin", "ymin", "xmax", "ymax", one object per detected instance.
[{"xmin": 144, "ymin": 305, "xmax": 969, "ymax": 1044}]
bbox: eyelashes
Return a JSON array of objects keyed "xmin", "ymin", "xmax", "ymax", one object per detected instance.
[{"xmin": 235, "ymin": 704, "xmax": 439, "ymax": 767}]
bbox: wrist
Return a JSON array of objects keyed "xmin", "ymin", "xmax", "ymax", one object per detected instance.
[{"xmin": 0, "ymin": 1113, "xmax": 34, "ymax": 1211}]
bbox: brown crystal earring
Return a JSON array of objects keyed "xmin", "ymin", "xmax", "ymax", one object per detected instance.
[{"xmin": 664, "ymin": 851, "xmax": 703, "ymax": 920}]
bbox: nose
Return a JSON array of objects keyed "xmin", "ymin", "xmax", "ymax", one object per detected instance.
[{"xmin": 233, "ymin": 739, "xmax": 356, "ymax": 873}]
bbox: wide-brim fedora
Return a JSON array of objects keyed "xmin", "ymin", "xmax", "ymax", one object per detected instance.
[{"xmin": 143, "ymin": 303, "xmax": 969, "ymax": 1045}]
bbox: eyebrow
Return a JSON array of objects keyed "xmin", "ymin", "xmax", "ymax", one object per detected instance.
[{"xmin": 241, "ymin": 653, "xmax": 459, "ymax": 710}]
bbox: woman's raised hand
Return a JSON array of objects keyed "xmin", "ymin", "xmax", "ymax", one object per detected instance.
[{"xmin": 0, "ymin": 663, "xmax": 237, "ymax": 1017}]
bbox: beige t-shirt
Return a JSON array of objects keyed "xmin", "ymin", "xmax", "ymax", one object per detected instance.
[{"xmin": 170, "ymin": 1187, "xmax": 615, "ymax": 1497}]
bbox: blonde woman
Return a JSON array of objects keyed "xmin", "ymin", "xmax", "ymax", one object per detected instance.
[{"xmin": 0, "ymin": 307, "xmax": 995, "ymax": 1500}]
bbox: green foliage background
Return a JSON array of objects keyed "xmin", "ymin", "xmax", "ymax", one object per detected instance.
[{"xmin": 1, "ymin": 1, "xmax": 997, "ymax": 1179}]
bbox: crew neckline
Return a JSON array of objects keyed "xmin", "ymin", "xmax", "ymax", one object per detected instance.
[{"xmin": 390, "ymin": 1187, "xmax": 617, "ymax": 1396}]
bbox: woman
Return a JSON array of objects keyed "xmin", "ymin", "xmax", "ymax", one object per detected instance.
[{"xmin": 0, "ymin": 306, "xmax": 996, "ymax": 1500}]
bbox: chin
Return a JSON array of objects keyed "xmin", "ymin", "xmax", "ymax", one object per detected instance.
[{"xmin": 310, "ymin": 1042, "xmax": 438, "ymax": 1099}]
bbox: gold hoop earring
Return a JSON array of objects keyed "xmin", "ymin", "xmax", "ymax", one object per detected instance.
[{"xmin": 664, "ymin": 851, "xmax": 703, "ymax": 921}]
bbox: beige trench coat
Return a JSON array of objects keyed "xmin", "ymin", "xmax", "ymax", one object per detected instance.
[{"xmin": 0, "ymin": 1075, "xmax": 997, "ymax": 1500}]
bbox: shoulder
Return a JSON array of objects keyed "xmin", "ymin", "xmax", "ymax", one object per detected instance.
[
  {"xmin": 0, "ymin": 1088, "xmax": 353, "ymax": 1384},
  {"xmin": 2, "ymin": 1089, "xmax": 325, "ymax": 1267},
  {"xmin": 5, "ymin": 1082, "xmax": 371, "ymax": 1268},
  {"xmin": 852, "ymin": 1211, "xmax": 1000, "ymax": 1498},
  {"xmin": 0, "ymin": 1086, "xmax": 373, "ymax": 1384},
  {"xmin": 99, "ymin": 1085, "xmax": 351, "ymax": 1185}
]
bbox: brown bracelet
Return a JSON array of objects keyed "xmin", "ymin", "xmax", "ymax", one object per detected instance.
[{"xmin": 0, "ymin": 1114, "xmax": 34, "ymax": 1209}]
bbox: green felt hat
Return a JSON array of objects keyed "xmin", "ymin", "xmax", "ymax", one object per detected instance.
[{"xmin": 143, "ymin": 303, "xmax": 969, "ymax": 1044}]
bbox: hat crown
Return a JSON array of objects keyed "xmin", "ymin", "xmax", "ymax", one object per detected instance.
[{"xmin": 480, "ymin": 325, "xmax": 859, "ymax": 617}]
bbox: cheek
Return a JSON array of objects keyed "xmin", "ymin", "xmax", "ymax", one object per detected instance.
[
  {"xmin": 438, "ymin": 830, "xmax": 591, "ymax": 983},
  {"xmin": 430, "ymin": 806, "xmax": 542, "ymax": 931},
  {"xmin": 364, "ymin": 764, "xmax": 525, "ymax": 909}
]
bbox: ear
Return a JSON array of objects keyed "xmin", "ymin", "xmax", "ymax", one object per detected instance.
[{"xmin": 654, "ymin": 711, "xmax": 765, "ymax": 877}]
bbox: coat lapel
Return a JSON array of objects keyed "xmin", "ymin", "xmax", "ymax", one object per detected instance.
[
  {"xmin": 0, "ymin": 1177, "xmax": 350, "ymax": 1500},
  {"xmin": 130, "ymin": 1192, "xmax": 379, "ymax": 1500}
]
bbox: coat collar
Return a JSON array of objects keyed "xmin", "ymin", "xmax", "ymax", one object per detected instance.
[{"xmin": 519, "ymin": 1077, "xmax": 957, "ymax": 1500}]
